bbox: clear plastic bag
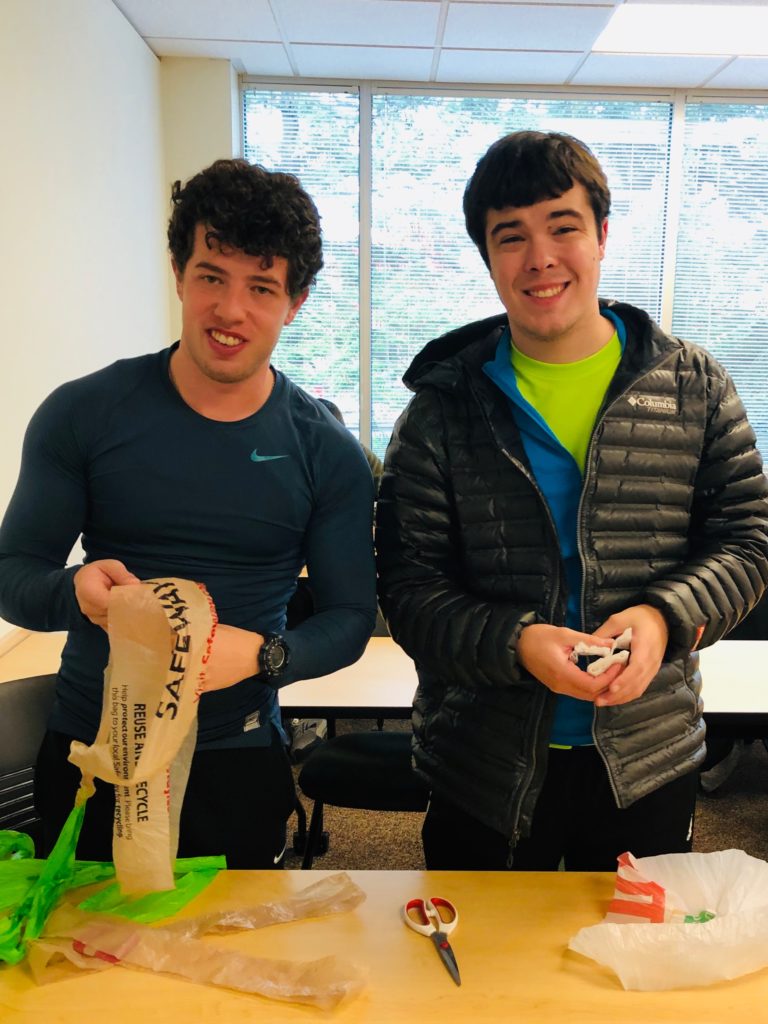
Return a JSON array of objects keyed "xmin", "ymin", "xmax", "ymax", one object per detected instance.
[
  {"xmin": 569, "ymin": 849, "xmax": 768, "ymax": 990},
  {"xmin": 30, "ymin": 872, "xmax": 367, "ymax": 1010}
]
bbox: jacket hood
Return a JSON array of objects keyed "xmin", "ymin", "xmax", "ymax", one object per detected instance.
[{"xmin": 402, "ymin": 299, "xmax": 676, "ymax": 393}]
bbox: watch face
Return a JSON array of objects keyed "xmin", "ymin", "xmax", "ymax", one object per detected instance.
[
  {"xmin": 262, "ymin": 635, "xmax": 289, "ymax": 676},
  {"xmin": 269, "ymin": 644, "xmax": 286, "ymax": 671}
]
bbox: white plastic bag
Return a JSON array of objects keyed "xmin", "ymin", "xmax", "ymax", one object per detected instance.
[
  {"xmin": 69, "ymin": 578, "xmax": 217, "ymax": 893},
  {"xmin": 569, "ymin": 849, "xmax": 768, "ymax": 990}
]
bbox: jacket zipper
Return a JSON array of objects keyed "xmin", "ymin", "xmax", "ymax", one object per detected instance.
[
  {"xmin": 499, "ymin": 446, "xmax": 561, "ymax": 865},
  {"xmin": 468, "ymin": 374, "xmax": 565, "ymax": 859},
  {"xmin": 579, "ymin": 354, "xmax": 678, "ymax": 805}
]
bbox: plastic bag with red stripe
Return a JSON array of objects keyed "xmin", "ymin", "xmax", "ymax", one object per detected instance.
[{"xmin": 569, "ymin": 849, "xmax": 768, "ymax": 990}]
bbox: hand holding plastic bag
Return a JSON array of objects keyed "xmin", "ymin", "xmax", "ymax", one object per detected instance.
[{"xmin": 569, "ymin": 849, "xmax": 768, "ymax": 990}]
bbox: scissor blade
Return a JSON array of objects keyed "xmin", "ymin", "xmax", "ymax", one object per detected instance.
[{"xmin": 430, "ymin": 931, "xmax": 461, "ymax": 986}]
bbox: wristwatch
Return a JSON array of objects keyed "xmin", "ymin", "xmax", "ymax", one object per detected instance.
[{"xmin": 258, "ymin": 633, "xmax": 290, "ymax": 678}]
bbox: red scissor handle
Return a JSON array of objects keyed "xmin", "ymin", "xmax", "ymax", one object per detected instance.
[{"xmin": 403, "ymin": 896, "xmax": 458, "ymax": 935}]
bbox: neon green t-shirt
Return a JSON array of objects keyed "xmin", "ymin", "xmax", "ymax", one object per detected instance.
[{"xmin": 511, "ymin": 333, "xmax": 622, "ymax": 472}]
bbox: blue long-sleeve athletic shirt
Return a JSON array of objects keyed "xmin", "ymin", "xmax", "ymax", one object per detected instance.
[{"xmin": 0, "ymin": 344, "xmax": 377, "ymax": 746}]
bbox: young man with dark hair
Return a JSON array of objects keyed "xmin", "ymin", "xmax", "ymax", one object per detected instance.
[
  {"xmin": 0, "ymin": 159, "xmax": 377, "ymax": 868},
  {"xmin": 376, "ymin": 131, "xmax": 768, "ymax": 871}
]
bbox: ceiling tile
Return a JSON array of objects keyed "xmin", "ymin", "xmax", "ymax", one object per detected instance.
[
  {"xmin": 292, "ymin": 44, "xmax": 434, "ymax": 79},
  {"xmin": 572, "ymin": 52, "xmax": 729, "ymax": 87},
  {"xmin": 114, "ymin": 0, "xmax": 281, "ymax": 41},
  {"xmin": 278, "ymin": 0, "xmax": 440, "ymax": 46},
  {"xmin": 443, "ymin": 2, "xmax": 614, "ymax": 50},
  {"xmin": 149, "ymin": 37, "xmax": 293, "ymax": 75},
  {"xmin": 625, "ymin": 0, "xmax": 768, "ymax": 5},
  {"xmin": 705, "ymin": 57, "xmax": 768, "ymax": 88},
  {"xmin": 455, "ymin": 0, "xmax": 616, "ymax": 4},
  {"xmin": 437, "ymin": 48, "xmax": 582, "ymax": 84}
]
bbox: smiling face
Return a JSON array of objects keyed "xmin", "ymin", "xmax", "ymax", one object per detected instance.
[
  {"xmin": 172, "ymin": 223, "xmax": 307, "ymax": 389},
  {"xmin": 485, "ymin": 183, "xmax": 611, "ymax": 362}
]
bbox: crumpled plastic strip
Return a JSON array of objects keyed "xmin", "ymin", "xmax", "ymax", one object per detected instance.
[
  {"xmin": 30, "ymin": 873, "xmax": 368, "ymax": 1010},
  {"xmin": 572, "ymin": 627, "xmax": 633, "ymax": 676},
  {"xmin": 0, "ymin": 831, "xmax": 112, "ymax": 916},
  {"xmin": 604, "ymin": 851, "xmax": 714, "ymax": 924},
  {"xmin": 77, "ymin": 857, "xmax": 224, "ymax": 924},
  {"xmin": 162, "ymin": 868, "xmax": 366, "ymax": 937},
  {"xmin": 0, "ymin": 789, "xmax": 93, "ymax": 964}
]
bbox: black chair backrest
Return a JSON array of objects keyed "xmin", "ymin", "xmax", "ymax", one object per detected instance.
[{"xmin": 0, "ymin": 674, "xmax": 57, "ymax": 834}]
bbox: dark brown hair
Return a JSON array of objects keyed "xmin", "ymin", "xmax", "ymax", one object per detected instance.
[
  {"xmin": 168, "ymin": 159, "xmax": 323, "ymax": 297},
  {"xmin": 463, "ymin": 131, "xmax": 611, "ymax": 266}
]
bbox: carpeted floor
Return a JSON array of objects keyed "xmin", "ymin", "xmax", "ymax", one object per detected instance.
[
  {"xmin": 284, "ymin": 720, "xmax": 768, "ymax": 870},
  {"xmin": 695, "ymin": 739, "xmax": 768, "ymax": 862}
]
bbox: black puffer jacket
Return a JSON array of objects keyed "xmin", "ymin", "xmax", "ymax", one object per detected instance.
[{"xmin": 375, "ymin": 300, "xmax": 768, "ymax": 842}]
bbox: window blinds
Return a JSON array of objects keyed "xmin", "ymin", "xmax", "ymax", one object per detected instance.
[
  {"xmin": 242, "ymin": 89, "xmax": 361, "ymax": 433},
  {"xmin": 370, "ymin": 94, "xmax": 672, "ymax": 453},
  {"xmin": 672, "ymin": 102, "xmax": 768, "ymax": 461}
]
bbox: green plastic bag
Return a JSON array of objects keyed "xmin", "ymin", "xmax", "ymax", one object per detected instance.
[{"xmin": 0, "ymin": 796, "xmax": 224, "ymax": 965}]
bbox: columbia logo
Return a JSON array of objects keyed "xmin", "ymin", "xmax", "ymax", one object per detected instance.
[{"xmin": 627, "ymin": 394, "xmax": 677, "ymax": 414}]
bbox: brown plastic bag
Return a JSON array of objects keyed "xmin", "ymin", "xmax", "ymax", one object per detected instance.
[{"xmin": 69, "ymin": 579, "xmax": 217, "ymax": 893}]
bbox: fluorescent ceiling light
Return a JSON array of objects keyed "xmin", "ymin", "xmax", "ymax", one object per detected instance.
[{"xmin": 594, "ymin": 4, "xmax": 768, "ymax": 56}]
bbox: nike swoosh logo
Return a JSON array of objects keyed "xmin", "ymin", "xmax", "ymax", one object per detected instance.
[
  {"xmin": 273, "ymin": 841, "xmax": 287, "ymax": 865},
  {"xmin": 250, "ymin": 450, "xmax": 288, "ymax": 463}
]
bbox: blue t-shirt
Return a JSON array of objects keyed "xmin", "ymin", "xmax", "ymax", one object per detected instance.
[{"xmin": 0, "ymin": 344, "xmax": 378, "ymax": 746}]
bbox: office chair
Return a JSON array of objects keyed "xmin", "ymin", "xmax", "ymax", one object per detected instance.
[
  {"xmin": 0, "ymin": 673, "xmax": 57, "ymax": 850},
  {"xmin": 285, "ymin": 581, "xmax": 409, "ymax": 862},
  {"xmin": 295, "ymin": 729, "xmax": 429, "ymax": 868}
]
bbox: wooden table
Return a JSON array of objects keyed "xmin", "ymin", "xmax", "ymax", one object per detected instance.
[
  {"xmin": 698, "ymin": 640, "xmax": 768, "ymax": 736},
  {"xmin": 1, "ymin": 868, "xmax": 766, "ymax": 1022},
  {"xmin": 280, "ymin": 636, "xmax": 416, "ymax": 720}
]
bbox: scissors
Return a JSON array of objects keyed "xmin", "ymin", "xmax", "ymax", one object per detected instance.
[{"xmin": 402, "ymin": 896, "xmax": 461, "ymax": 986}]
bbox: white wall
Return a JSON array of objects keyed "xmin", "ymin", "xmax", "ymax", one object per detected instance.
[
  {"xmin": 0, "ymin": 0, "xmax": 167, "ymax": 636},
  {"xmin": 159, "ymin": 57, "xmax": 241, "ymax": 340}
]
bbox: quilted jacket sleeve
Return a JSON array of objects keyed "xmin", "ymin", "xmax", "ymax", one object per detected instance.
[
  {"xmin": 642, "ymin": 361, "xmax": 768, "ymax": 659},
  {"xmin": 375, "ymin": 388, "xmax": 540, "ymax": 689}
]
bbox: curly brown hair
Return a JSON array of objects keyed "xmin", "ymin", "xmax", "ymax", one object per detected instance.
[{"xmin": 168, "ymin": 159, "xmax": 323, "ymax": 298}]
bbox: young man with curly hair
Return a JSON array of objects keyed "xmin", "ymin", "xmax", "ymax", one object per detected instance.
[
  {"xmin": 376, "ymin": 131, "xmax": 768, "ymax": 871},
  {"xmin": 0, "ymin": 160, "xmax": 377, "ymax": 868}
]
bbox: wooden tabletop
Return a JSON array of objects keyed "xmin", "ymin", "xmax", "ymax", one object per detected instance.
[
  {"xmin": 0, "ymin": 630, "xmax": 66, "ymax": 684},
  {"xmin": 280, "ymin": 636, "xmax": 417, "ymax": 716},
  {"xmin": 2, "ymin": 868, "xmax": 766, "ymax": 1022}
]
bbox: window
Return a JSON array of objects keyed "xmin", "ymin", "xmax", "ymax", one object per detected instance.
[
  {"xmin": 672, "ymin": 102, "xmax": 768, "ymax": 457},
  {"xmin": 370, "ymin": 94, "xmax": 671, "ymax": 452},
  {"xmin": 242, "ymin": 83, "xmax": 768, "ymax": 461},
  {"xmin": 243, "ymin": 88, "xmax": 361, "ymax": 432}
]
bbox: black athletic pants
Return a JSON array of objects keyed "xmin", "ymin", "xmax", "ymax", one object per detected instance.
[
  {"xmin": 34, "ymin": 727, "xmax": 297, "ymax": 868},
  {"xmin": 422, "ymin": 745, "xmax": 698, "ymax": 871}
]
